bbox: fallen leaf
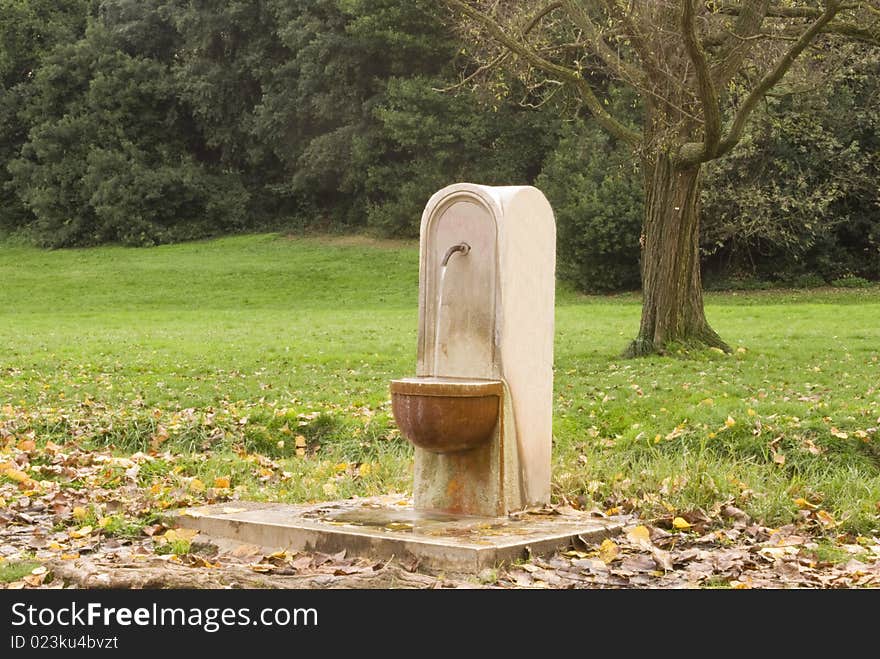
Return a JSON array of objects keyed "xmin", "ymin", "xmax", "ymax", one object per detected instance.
[
  {"xmin": 794, "ymin": 497, "xmax": 819, "ymax": 510},
  {"xmin": 213, "ymin": 477, "xmax": 230, "ymax": 489},
  {"xmin": 627, "ymin": 525, "xmax": 653, "ymax": 548},
  {"xmin": 651, "ymin": 547, "xmax": 673, "ymax": 572},
  {"xmin": 189, "ymin": 478, "xmax": 205, "ymax": 493},
  {"xmin": 598, "ymin": 538, "xmax": 619, "ymax": 564},
  {"xmin": 672, "ymin": 517, "xmax": 692, "ymax": 530},
  {"xmin": 816, "ymin": 510, "xmax": 837, "ymax": 527},
  {"xmin": 69, "ymin": 525, "xmax": 93, "ymax": 539}
]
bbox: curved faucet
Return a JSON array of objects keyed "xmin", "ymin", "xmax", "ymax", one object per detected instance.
[{"xmin": 441, "ymin": 242, "xmax": 471, "ymax": 266}]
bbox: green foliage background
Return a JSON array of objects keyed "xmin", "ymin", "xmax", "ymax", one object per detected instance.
[{"xmin": 0, "ymin": 1, "xmax": 877, "ymax": 289}]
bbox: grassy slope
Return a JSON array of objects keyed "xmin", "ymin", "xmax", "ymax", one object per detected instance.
[{"xmin": 1, "ymin": 234, "xmax": 879, "ymax": 532}]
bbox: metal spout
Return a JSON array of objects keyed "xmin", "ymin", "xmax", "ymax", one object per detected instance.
[{"xmin": 441, "ymin": 242, "xmax": 471, "ymax": 266}]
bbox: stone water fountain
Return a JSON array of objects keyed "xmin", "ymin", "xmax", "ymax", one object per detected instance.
[
  {"xmin": 176, "ymin": 183, "xmax": 619, "ymax": 572},
  {"xmin": 390, "ymin": 182, "xmax": 556, "ymax": 517}
]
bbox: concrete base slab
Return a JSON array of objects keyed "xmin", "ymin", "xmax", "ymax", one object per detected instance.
[{"xmin": 173, "ymin": 495, "xmax": 623, "ymax": 573}]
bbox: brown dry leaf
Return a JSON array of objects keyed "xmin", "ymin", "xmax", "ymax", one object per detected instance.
[
  {"xmin": 23, "ymin": 572, "xmax": 47, "ymax": 587},
  {"xmin": 291, "ymin": 555, "xmax": 314, "ymax": 571},
  {"xmin": 17, "ymin": 439, "xmax": 36, "ymax": 452},
  {"xmin": 721, "ymin": 505, "xmax": 750, "ymax": 525},
  {"xmin": 598, "ymin": 538, "xmax": 619, "ymax": 564},
  {"xmin": 651, "ymin": 547, "xmax": 674, "ymax": 572},
  {"xmin": 772, "ymin": 451, "xmax": 786, "ymax": 466},
  {"xmin": 249, "ymin": 563, "xmax": 274, "ymax": 573}
]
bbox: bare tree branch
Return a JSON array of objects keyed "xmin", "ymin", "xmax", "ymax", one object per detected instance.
[
  {"xmin": 682, "ymin": 0, "xmax": 723, "ymax": 156},
  {"xmin": 595, "ymin": 0, "xmax": 661, "ymax": 76},
  {"xmin": 560, "ymin": 1, "xmax": 645, "ymax": 85},
  {"xmin": 710, "ymin": 0, "xmax": 771, "ymax": 86},
  {"xmin": 678, "ymin": 0, "xmax": 844, "ymax": 165},
  {"xmin": 715, "ymin": 1, "xmax": 880, "ymax": 44},
  {"xmin": 434, "ymin": 2, "xmax": 562, "ymax": 93},
  {"xmin": 443, "ymin": 0, "xmax": 642, "ymax": 146}
]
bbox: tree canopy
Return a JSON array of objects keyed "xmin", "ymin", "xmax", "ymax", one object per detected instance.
[{"xmin": 0, "ymin": 1, "xmax": 877, "ymax": 302}]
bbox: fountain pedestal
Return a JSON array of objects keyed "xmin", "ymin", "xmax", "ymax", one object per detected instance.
[{"xmin": 392, "ymin": 183, "xmax": 556, "ymax": 517}]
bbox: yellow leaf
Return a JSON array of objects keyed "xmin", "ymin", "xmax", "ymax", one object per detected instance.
[
  {"xmin": 747, "ymin": 408, "xmax": 756, "ymax": 417},
  {"xmin": 295, "ymin": 435, "xmax": 307, "ymax": 448},
  {"xmin": 563, "ymin": 550, "xmax": 590, "ymax": 559},
  {"xmin": 98, "ymin": 516, "xmax": 113, "ymax": 528},
  {"xmin": 69, "ymin": 525, "xmax": 93, "ymax": 539},
  {"xmin": 60, "ymin": 553, "xmax": 80, "ymax": 560},
  {"xmin": 189, "ymin": 478, "xmax": 205, "ymax": 493},
  {"xmin": 358, "ymin": 463, "xmax": 372, "ymax": 477},
  {"xmin": 672, "ymin": 517, "xmax": 692, "ymax": 530},
  {"xmin": 816, "ymin": 510, "xmax": 837, "ymax": 527},
  {"xmin": 725, "ymin": 416, "xmax": 736, "ymax": 428},
  {"xmin": 794, "ymin": 497, "xmax": 818, "ymax": 510},
  {"xmin": 730, "ymin": 580, "xmax": 751, "ymax": 589},
  {"xmin": 598, "ymin": 538, "xmax": 619, "ymax": 564},
  {"xmin": 626, "ymin": 525, "xmax": 652, "ymax": 546},
  {"xmin": 72, "ymin": 506, "xmax": 89, "ymax": 520},
  {"xmin": 3, "ymin": 467, "xmax": 31, "ymax": 483},
  {"xmin": 334, "ymin": 462, "xmax": 349, "ymax": 473},
  {"xmin": 213, "ymin": 477, "xmax": 230, "ymax": 489},
  {"xmin": 830, "ymin": 428, "xmax": 849, "ymax": 439}
]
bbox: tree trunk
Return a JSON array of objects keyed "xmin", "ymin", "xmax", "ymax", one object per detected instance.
[{"xmin": 624, "ymin": 153, "xmax": 730, "ymax": 357}]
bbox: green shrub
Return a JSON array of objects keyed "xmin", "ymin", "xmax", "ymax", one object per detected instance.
[
  {"xmin": 830, "ymin": 275, "xmax": 873, "ymax": 288},
  {"xmin": 537, "ymin": 121, "xmax": 642, "ymax": 292}
]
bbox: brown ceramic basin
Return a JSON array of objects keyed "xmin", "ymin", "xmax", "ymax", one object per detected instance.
[{"xmin": 390, "ymin": 377, "xmax": 502, "ymax": 453}]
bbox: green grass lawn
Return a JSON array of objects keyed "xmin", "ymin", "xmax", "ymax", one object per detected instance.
[{"xmin": 2, "ymin": 234, "xmax": 879, "ymax": 534}]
